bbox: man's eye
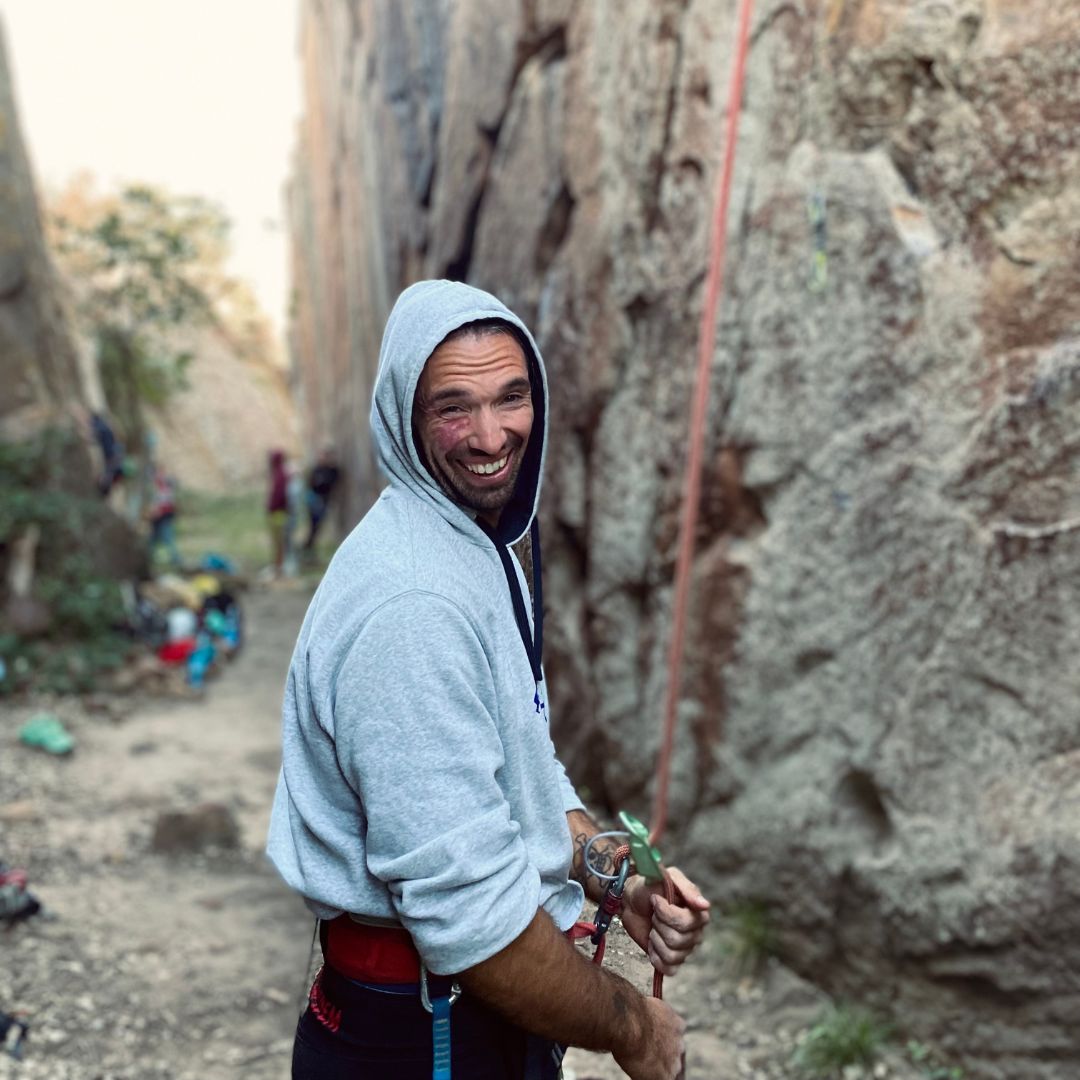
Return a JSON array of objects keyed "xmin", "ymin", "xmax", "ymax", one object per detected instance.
[
  {"xmin": 503, "ymin": 393, "xmax": 527, "ymax": 405},
  {"xmin": 439, "ymin": 404, "xmax": 467, "ymax": 417}
]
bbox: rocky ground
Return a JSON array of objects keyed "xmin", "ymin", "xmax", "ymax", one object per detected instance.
[{"xmin": 1, "ymin": 582, "xmax": 926, "ymax": 1080}]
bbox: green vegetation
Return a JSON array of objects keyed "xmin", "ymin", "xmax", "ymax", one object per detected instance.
[
  {"xmin": 907, "ymin": 1040, "xmax": 966, "ymax": 1080},
  {"xmin": 176, "ymin": 487, "xmax": 334, "ymax": 579},
  {"xmin": 792, "ymin": 1004, "xmax": 891, "ymax": 1077},
  {"xmin": 0, "ymin": 429, "xmax": 134, "ymax": 695},
  {"xmin": 49, "ymin": 180, "xmax": 228, "ymax": 446},
  {"xmin": 716, "ymin": 899, "xmax": 777, "ymax": 978},
  {"xmin": 175, "ymin": 490, "xmax": 267, "ymax": 574}
]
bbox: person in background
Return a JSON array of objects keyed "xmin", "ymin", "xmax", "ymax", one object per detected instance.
[
  {"xmin": 266, "ymin": 449, "xmax": 289, "ymax": 578},
  {"xmin": 146, "ymin": 463, "xmax": 180, "ymax": 568},
  {"xmin": 90, "ymin": 411, "xmax": 125, "ymax": 498},
  {"xmin": 283, "ymin": 456, "xmax": 305, "ymax": 577},
  {"xmin": 302, "ymin": 446, "xmax": 341, "ymax": 556}
]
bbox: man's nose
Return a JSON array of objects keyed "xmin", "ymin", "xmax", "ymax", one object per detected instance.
[{"xmin": 468, "ymin": 407, "xmax": 505, "ymax": 455}]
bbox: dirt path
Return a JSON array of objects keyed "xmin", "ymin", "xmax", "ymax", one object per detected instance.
[
  {"xmin": 1, "ymin": 583, "xmax": 315, "ymax": 1080},
  {"xmin": 1, "ymin": 581, "xmax": 920, "ymax": 1080}
]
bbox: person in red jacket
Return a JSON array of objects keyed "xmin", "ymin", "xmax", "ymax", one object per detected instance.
[{"xmin": 147, "ymin": 464, "xmax": 180, "ymax": 568}]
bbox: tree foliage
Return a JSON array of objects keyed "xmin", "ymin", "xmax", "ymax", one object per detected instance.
[
  {"xmin": 0, "ymin": 428, "xmax": 132, "ymax": 695},
  {"xmin": 47, "ymin": 177, "xmax": 231, "ymax": 444}
]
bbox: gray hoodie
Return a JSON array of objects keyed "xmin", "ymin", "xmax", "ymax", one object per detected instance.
[{"xmin": 266, "ymin": 280, "xmax": 585, "ymax": 975}]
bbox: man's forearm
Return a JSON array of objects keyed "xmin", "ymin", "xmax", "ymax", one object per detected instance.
[
  {"xmin": 457, "ymin": 907, "xmax": 650, "ymax": 1054},
  {"xmin": 568, "ymin": 808, "xmax": 623, "ymax": 904}
]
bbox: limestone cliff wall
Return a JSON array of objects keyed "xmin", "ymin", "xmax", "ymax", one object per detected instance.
[
  {"xmin": 0, "ymin": 23, "xmax": 141, "ymax": 584},
  {"xmin": 0, "ymin": 21, "xmax": 90, "ymax": 436},
  {"xmin": 149, "ymin": 327, "xmax": 300, "ymax": 495},
  {"xmin": 288, "ymin": 2, "xmax": 1080, "ymax": 1074}
]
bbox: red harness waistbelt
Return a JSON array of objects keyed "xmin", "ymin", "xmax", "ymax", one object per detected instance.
[{"xmin": 324, "ymin": 915, "xmax": 422, "ymax": 983}]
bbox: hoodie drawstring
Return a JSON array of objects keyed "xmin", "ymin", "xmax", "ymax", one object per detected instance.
[{"xmin": 481, "ymin": 518, "xmax": 544, "ymax": 714}]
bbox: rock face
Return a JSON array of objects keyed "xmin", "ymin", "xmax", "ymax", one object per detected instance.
[
  {"xmin": 0, "ymin": 21, "xmax": 88, "ymax": 435},
  {"xmin": 0, "ymin": 22, "xmax": 141, "ymax": 586},
  {"xmin": 288, "ymin": 2, "xmax": 1080, "ymax": 1075},
  {"xmin": 149, "ymin": 327, "xmax": 299, "ymax": 495}
]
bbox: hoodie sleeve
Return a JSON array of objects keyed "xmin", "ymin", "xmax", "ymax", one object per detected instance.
[
  {"xmin": 549, "ymin": 733, "xmax": 584, "ymax": 814},
  {"xmin": 332, "ymin": 591, "xmax": 541, "ymax": 974}
]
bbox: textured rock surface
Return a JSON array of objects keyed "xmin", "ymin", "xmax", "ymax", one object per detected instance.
[
  {"xmin": 0, "ymin": 21, "xmax": 88, "ymax": 436},
  {"xmin": 288, "ymin": 2, "xmax": 1080, "ymax": 1075},
  {"xmin": 0, "ymin": 22, "xmax": 141, "ymax": 586},
  {"xmin": 149, "ymin": 327, "xmax": 299, "ymax": 495}
]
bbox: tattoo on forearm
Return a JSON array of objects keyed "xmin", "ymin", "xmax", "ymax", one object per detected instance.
[{"xmin": 572, "ymin": 830, "xmax": 619, "ymax": 883}]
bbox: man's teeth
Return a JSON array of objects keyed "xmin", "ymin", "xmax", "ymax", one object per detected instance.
[{"xmin": 465, "ymin": 456, "xmax": 508, "ymax": 476}]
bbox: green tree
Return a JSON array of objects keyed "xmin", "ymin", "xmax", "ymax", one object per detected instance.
[{"xmin": 48, "ymin": 177, "xmax": 231, "ymax": 446}]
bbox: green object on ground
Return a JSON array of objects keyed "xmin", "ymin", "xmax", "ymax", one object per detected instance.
[
  {"xmin": 19, "ymin": 713, "xmax": 75, "ymax": 755},
  {"xmin": 618, "ymin": 810, "xmax": 665, "ymax": 882}
]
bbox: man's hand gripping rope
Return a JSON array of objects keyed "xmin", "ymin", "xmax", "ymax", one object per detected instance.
[{"xmin": 572, "ymin": 830, "xmax": 710, "ymax": 993}]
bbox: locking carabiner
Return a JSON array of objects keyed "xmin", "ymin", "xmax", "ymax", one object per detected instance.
[{"xmin": 590, "ymin": 855, "xmax": 631, "ymax": 946}]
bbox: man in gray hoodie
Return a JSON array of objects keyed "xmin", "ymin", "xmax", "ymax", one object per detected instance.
[{"xmin": 268, "ymin": 280, "xmax": 709, "ymax": 1080}]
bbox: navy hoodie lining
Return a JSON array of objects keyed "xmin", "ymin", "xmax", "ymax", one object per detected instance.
[{"xmin": 478, "ymin": 517, "xmax": 543, "ymax": 689}]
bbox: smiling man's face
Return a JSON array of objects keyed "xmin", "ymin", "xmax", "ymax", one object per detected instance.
[{"xmin": 413, "ymin": 328, "xmax": 534, "ymax": 526}]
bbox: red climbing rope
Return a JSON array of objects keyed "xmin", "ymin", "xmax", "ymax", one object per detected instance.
[
  {"xmin": 650, "ymin": 0, "xmax": 757, "ymax": 850},
  {"xmin": 574, "ymin": 13, "xmax": 756, "ymax": 1070}
]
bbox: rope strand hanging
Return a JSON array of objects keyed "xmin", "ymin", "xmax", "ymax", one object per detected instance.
[{"xmin": 650, "ymin": 0, "xmax": 756, "ymax": 850}]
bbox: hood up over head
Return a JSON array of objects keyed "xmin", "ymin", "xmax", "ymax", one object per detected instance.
[{"xmin": 370, "ymin": 279, "xmax": 548, "ymax": 546}]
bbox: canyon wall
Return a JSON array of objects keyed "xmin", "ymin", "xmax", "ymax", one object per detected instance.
[
  {"xmin": 0, "ymin": 21, "xmax": 89, "ymax": 437},
  {"xmin": 149, "ymin": 327, "xmax": 300, "ymax": 495},
  {"xmin": 288, "ymin": 2, "xmax": 1080, "ymax": 1074},
  {"xmin": 0, "ymin": 23, "xmax": 141, "ymax": 585}
]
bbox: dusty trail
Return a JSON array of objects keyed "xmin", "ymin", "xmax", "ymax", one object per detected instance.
[
  {"xmin": 1, "ymin": 584, "xmax": 315, "ymax": 1080},
  {"xmin": 1, "ymin": 579, "xmax": 913, "ymax": 1080}
]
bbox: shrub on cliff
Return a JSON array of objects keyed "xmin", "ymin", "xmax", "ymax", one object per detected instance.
[{"xmin": 0, "ymin": 428, "xmax": 134, "ymax": 694}]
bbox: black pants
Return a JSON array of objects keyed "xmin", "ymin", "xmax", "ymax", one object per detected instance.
[{"xmin": 292, "ymin": 965, "xmax": 565, "ymax": 1079}]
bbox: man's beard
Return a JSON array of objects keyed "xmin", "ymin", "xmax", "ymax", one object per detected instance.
[{"xmin": 430, "ymin": 446, "xmax": 525, "ymax": 518}]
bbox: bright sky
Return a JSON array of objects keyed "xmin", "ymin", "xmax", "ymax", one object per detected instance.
[{"xmin": 0, "ymin": 0, "xmax": 302, "ymax": 339}]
